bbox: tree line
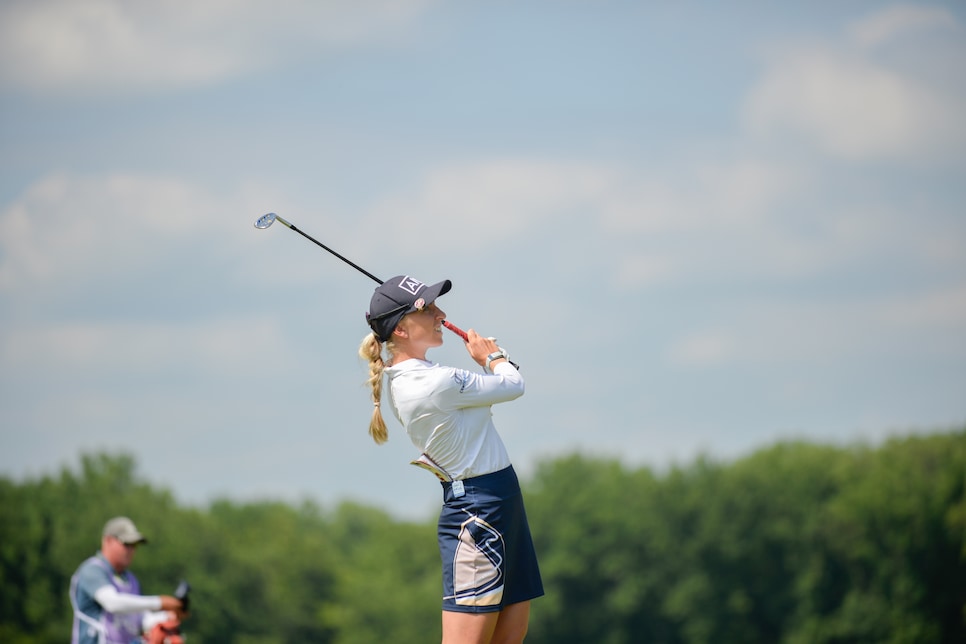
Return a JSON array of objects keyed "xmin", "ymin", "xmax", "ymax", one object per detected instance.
[{"xmin": 1, "ymin": 429, "xmax": 964, "ymax": 643}]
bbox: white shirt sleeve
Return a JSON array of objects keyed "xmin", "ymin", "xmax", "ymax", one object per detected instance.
[
  {"xmin": 440, "ymin": 363, "xmax": 524, "ymax": 409},
  {"xmin": 94, "ymin": 585, "xmax": 163, "ymax": 614}
]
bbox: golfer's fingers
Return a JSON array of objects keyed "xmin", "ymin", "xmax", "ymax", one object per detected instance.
[{"xmin": 467, "ymin": 330, "xmax": 498, "ymax": 353}]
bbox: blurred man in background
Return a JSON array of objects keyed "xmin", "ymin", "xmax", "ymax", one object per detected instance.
[{"xmin": 70, "ymin": 516, "xmax": 185, "ymax": 644}]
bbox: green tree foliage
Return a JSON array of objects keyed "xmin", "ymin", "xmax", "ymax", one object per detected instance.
[
  {"xmin": 524, "ymin": 432, "xmax": 966, "ymax": 644},
  {"xmin": 524, "ymin": 455, "xmax": 673, "ymax": 643},
  {"xmin": 317, "ymin": 503, "xmax": 440, "ymax": 643},
  {"xmin": 1, "ymin": 429, "xmax": 963, "ymax": 643},
  {"xmin": 791, "ymin": 433, "xmax": 966, "ymax": 643}
]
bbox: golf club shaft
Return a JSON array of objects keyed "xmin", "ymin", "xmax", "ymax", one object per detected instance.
[
  {"xmin": 264, "ymin": 215, "xmax": 475, "ymax": 345},
  {"xmin": 272, "ymin": 215, "xmax": 384, "ymax": 284}
]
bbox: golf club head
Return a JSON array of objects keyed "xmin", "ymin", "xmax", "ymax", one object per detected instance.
[
  {"xmin": 174, "ymin": 579, "xmax": 191, "ymax": 612},
  {"xmin": 254, "ymin": 212, "xmax": 277, "ymax": 229}
]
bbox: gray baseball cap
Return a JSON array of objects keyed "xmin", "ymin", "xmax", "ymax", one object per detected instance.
[{"xmin": 103, "ymin": 516, "xmax": 148, "ymax": 545}]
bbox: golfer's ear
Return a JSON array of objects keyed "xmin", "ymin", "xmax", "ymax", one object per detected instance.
[{"xmin": 393, "ymin": 326, "xmax": 408, "ymax": 339}]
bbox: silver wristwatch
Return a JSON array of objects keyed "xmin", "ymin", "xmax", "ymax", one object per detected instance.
[{"xmin": 485, "ymin": 350, "xmax": 507, "ymax": 373}]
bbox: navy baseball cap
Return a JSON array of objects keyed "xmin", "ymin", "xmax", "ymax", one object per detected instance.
[{"xmin": 366, "ymin": 275, "xmax": 452, "ymax": 342}]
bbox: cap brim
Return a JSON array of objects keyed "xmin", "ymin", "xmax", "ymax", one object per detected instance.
[
  {"xmin": 421, "ymin": 279, "xmax": 452, "ymax": 306},
  {"xmin": 113, "ymin": 533, "xmax": 147, "ymax": 545}
]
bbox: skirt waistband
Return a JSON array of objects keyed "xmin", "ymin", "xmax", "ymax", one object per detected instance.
[{"xmin": 441, "ymin": 465, "xmax": 518, "ymax": 502}]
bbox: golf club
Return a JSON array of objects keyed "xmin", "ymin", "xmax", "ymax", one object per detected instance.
[{"xmin": 254, "ymin": 212, "xmax": 518, "ymax": 368}]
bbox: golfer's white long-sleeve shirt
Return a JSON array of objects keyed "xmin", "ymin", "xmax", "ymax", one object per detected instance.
[{"xmin": 385, "ymin": 359, "xmax": 524, "ymax": 480}]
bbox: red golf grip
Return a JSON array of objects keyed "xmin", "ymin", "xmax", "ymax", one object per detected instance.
[
  {"xmin": 442, "ymin": 321, "xmax": 520, "ymax": 370},
  {"xmin": 442, "ymin": 320, "xmax": 469, "ymax": 341}
]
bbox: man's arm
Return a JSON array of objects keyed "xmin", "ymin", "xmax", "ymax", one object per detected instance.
[{"xmin": 93, "ymin": 586, "xmax": 162, "ymax": 613}]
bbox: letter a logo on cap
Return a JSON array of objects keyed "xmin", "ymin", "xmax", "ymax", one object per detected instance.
[{"xmin": 399, "ymin": 276, "xmax": 425, "ymax": 295}]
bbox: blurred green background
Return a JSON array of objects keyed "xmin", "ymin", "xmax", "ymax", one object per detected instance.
[{"xmin": 3, "ymin": 429, "xmax": 963, "ymax": 643}]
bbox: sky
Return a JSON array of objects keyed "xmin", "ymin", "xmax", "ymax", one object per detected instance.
[{"xmin": 1, "ymin": 1, "xmax": 964, "ymax": 520}]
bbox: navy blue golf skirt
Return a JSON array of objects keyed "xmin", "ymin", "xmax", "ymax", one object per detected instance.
[{"xmin": 438, "ymin": 465, "xmax": 544, "ymax": 613}]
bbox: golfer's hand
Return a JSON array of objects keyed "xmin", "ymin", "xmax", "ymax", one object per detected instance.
[{"xmin": 465, "ymin": 330, "xmax": 503, "ymax": 369}]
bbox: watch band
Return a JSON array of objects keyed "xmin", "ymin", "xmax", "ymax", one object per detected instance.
[{"xmin": 485, "ymin": 351, "xmax": 506, "ymax": 372}]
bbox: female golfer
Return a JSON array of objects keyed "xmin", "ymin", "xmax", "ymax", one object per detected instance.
[{"xmin": 359, "ymin": 275, "xmax": 543, "ymax": 644}]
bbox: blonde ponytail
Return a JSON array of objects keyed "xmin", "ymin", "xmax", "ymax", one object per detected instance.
[{"xmin": 358, "ymin": 332, "xmax": 389, "ymax": 444}]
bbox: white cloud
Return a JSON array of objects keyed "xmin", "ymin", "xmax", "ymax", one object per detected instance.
[
  {"xmin": 0, "ymin": 171, "xmax": 333, "ymax": 298},
  {"xmin": 880, "ymin": 282, "xmax": 966, "ymax": 333},
  {"xmin": 743, "ymin": 5, "xmax": 966, "ymax": 161},
  {"xmin": 667, "ymin": 332, "xmax": 736, "ymax": 368},
  {"xmin": 604, "ymin": 158, "xmax": 808, "ymax": 234},
  {"xmin": 0, "ymin": 317, "xmax": 298, "ymax": 377},
  {"xmin": 0, "ymin": 173, "xmax": 221, "ymax": 290},
  {"xmin": 361, "ymin": 154, "xmax": 813, "ymax": 287},
  {"xmin": 746, "ymin": 52, "xmax": 949, "ymax": 159},
  {"xmin": 666, "ymin": 281, "xmax": 966, "ymax": 373},
  {"xmin": 363, "ymin": 158, "xmax": 613, "ymax": 250},
  {"xmin": 0, "ymin": 0, "xmax": 434, "ymax": 95},
  {"xmin": 850, "ymin": 4, "xmax": 959, "ymax": 49},
  {"xmin": 597, "ymin": 158, "xmax": 808, "ymax": 289},
  {"xmin": 614, "ymin": 255, "xmax": 675, "ymax": 289},
  {"xmin": 354, "ymin": 145, "xmax": 962, "ymax": 301}
]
